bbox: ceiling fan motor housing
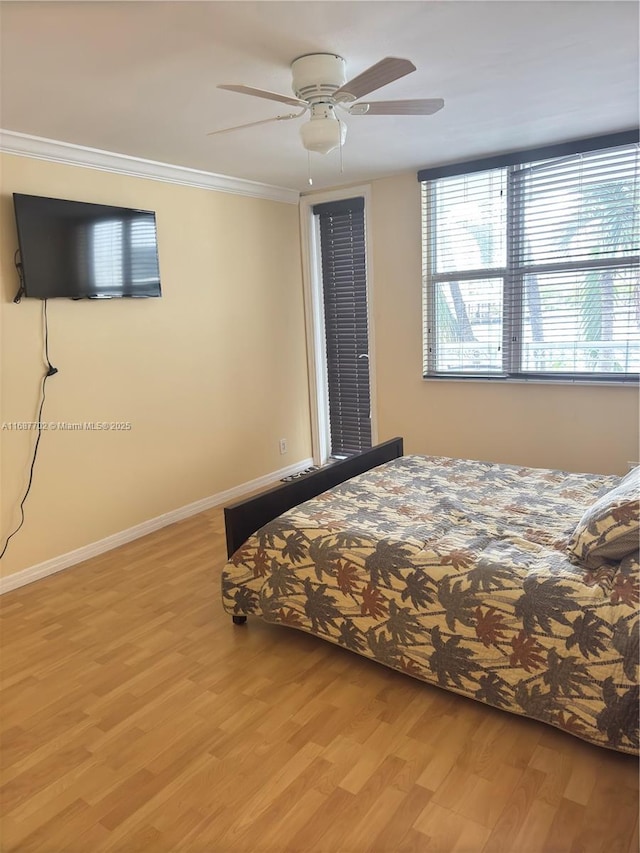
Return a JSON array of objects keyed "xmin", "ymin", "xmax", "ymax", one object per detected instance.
[{"xmin": 291, "ymin": 53, "xmax": 347, "ymax": 103}]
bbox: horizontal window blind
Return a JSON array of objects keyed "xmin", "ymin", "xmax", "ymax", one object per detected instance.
[
  {"xmin": 313, "ymin": 197, "xmax": 371, "ymax": 456},
  {"xmin": 421, "ymin": 137, "xmax": 639, "ymax": 381},
  {"xmin": 513, "ymin": 146, "xmax": 638, "ymax": 267},
  {"xmin": 513, "ymin": 144, "xmax": 639, "ymax": 377}
]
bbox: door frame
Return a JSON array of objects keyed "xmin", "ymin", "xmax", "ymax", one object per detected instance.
[{"xmin": 299, "ymin": 184, "xmax": 378, "ymax": 465}]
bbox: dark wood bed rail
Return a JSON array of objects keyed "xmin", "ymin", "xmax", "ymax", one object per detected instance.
[{"xmin": 224, "ymin": 437, "xmax": 404, "ymax": 558}]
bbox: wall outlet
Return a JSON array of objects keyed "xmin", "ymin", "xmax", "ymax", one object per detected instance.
[{"xmin": 279, "ymin": 438, "xmax": 288, "ymax": 455}]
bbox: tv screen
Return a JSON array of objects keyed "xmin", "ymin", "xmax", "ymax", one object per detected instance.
[{"xmin": 13, "ymin": 194, "xmax": 161, "ymax": 299}]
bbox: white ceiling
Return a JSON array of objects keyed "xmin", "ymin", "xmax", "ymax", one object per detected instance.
[{"xmin": 1, "ymin": 1, "xmax": 638, "ymax": 193}]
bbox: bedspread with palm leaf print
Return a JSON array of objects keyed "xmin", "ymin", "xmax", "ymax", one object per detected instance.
[{"xmin": 221, "ymin": 456, "xmax": 639, "ymax": 754}]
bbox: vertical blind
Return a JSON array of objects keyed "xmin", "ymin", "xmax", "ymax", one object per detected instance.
[
  {"xmin": 420, "ymin": 133, "xmax": 639, "ymax": 380},
  {"xmin": 313, "ymin": 197, "xmax": 371, "ymax": 456}
]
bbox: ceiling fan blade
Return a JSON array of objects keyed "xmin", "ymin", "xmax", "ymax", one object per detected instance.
[
  {"xmin": 206, "ymin": 112, "xmax": 303, "ymax": 136},
  {"xmin": 334, "ymin": 57, "xmax": 416, "ymax": 101},
  {"xmin": 218, "ymin": 84, "xmax": 307, "ymax": 108},
  {"xmin": 357, "ymin": 98, "xmax": 445, "ymax": 116}
]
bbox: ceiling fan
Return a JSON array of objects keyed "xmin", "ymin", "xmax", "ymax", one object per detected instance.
[{"xmin": 210, "ymin": 53, "xmax": 444, "ymax": 155}]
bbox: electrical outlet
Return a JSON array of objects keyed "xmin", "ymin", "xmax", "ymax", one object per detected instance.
[{"xmin": 279, "ymin": 438, "xmax": 288, "ymax": 455}]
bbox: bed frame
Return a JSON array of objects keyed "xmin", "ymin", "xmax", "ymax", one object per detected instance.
[{"xmin": 224, "ymin": 437, "xmax": 404, "ymax": 578}]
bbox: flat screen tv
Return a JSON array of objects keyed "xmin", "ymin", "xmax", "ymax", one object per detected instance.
[{"xmin": 13, "ymin": 193, "xmax": 162, "ymax": 299}]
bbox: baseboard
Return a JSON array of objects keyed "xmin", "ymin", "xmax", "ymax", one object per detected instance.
[{"xmin": 0, "ymin": 457, "xmax": 314, "ymax": 595}]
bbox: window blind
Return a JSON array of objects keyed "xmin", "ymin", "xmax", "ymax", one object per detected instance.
[
  {"xmin": 513, "ymin": 146, "xmax": 638, "ymax": 376},
  {"xmin": 313, "ymin": 197, "xmax": 371, "ymax": 456},
  {"xmin": 421, "ymin": 136, "xmax": 639, "ymax": 381}
]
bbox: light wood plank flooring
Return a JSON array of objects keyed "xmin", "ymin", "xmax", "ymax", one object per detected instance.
[{"xmin": 1, "ymin": 508, "xmax": 638, "ymax": 852}]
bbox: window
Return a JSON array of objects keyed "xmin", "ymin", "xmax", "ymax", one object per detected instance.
[
  {"xmin": 420, "ymin": 134, "xmax": 639, "ymax": 382},
  {"xmin": 313, "ymin": 197, "xmax": 372, "ymax": 457}
]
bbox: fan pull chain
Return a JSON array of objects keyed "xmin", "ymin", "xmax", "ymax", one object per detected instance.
[
  {"xmin": 307, "ymin": 151, "xmax": 313, "ymax": 186},
  {"xmin": 339, "ymin": 119, "xmax": 344, "ymax": 174}
]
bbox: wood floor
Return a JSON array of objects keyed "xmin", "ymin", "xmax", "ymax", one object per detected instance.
[{"xmin": 1, "ymin": 508, "xmax": 638, "ymax": 853}]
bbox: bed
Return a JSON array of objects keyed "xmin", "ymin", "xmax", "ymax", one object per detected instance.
[{"xmin": 221, "ymin": 439, "xmax": 639, "ymax": 754}]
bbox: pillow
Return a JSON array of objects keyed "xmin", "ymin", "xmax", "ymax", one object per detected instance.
[{"xmin": 568, "ymin": 466, "xmax": 640, "ymax": 568}]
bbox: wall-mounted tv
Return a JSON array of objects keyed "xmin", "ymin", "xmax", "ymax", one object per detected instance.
[{"xmin": 13, "ymin": 194, "xmax": 162, "ymax": 299}]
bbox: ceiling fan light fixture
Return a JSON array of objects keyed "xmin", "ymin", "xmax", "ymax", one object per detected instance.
[
  {"xmin": 300, "ymin": 103, "xmax": 347, "ymax": 154},
  {"xmin": 300, "ymin": 116, "xmax": 346, "ymax": 154}
]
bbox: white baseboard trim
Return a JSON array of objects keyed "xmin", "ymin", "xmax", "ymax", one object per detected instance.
[{"xmin": 0, "ymin": 457, "xmax": 314, "ymax": 595}]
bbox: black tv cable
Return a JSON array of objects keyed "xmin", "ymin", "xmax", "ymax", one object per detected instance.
[
  {"xmin": 0, "ymin": 295, "xmax": 58, "ymax": 560},
  {"xmin": 13, "ymin": 250, "xmax": 25, "ymax": 303}
]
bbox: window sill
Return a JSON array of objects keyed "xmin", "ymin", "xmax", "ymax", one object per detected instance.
[{"xmin": 422, "ymin": 374, "xmax": 639, "ymax": 388}]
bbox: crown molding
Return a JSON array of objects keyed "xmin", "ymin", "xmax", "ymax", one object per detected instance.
[{"xmin": 0, "ymin": 129, "xmax": 300, "ymax": 204}]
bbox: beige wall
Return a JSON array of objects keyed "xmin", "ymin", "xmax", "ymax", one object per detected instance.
[
  {"xmin": 2, "ymin": 157, "xmax": 637, "ymax": 580},
  {"xmin": 369, "ymin": 173, "xmax": 639, "ymax": 475},
  {"xmin": 0, "ymin": 154, "xmax": 311, "ymax": 578}
]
